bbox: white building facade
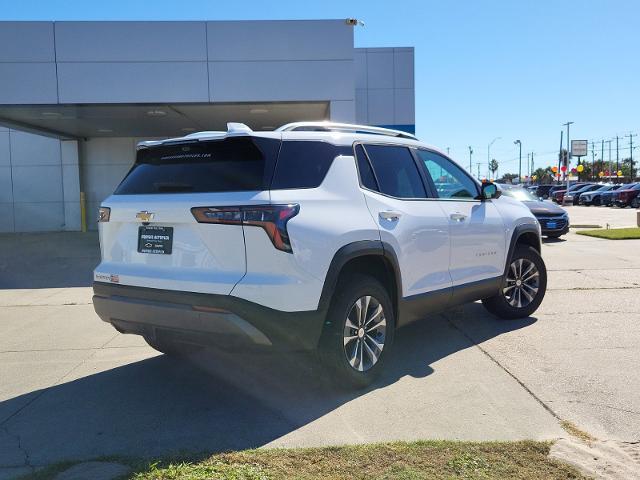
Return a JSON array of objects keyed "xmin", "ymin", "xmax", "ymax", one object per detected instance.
[{"xmin": 0, "ymin": 20, "xmax": 415, "ymax": 232}]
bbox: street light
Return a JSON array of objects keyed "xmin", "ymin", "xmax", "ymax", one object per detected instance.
[
  {"xmin": 487, "ymin": 137, "xmax": 501, "ymax": 178},
  {"xmin": 514, "ymin": 140, "xmax": 522, "ymax": 182},
  {"xmin": 468, "ymin": 146, "xmax": 473, "ymax": 174}
]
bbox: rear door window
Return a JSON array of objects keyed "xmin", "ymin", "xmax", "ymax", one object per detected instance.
[
  {"xmin": 114, "ymin": 136, "xmax": 280, "ymax": 194},
  {"xmin": 362, "ymin": 144, "xmax": 427, "ymax": 199}
]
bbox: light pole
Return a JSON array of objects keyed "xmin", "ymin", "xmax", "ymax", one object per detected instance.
[
  {"xmin": 514, "ymin": 140, "xmax": 522, "ymax": 182},
  {"xmin": 468, "ymin": 146, "xmax": 473, "ymax": 174},
  {"xmin": 487, "ymin": 137, "xmax": 501, "ymax": 178}
]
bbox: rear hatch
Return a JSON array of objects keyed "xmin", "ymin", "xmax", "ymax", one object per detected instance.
[{"xmin": 95, "ymin": 135, "xmax": 280, "ymax": 295}]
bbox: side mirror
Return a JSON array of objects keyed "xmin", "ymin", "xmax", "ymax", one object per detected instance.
[{"xmin": 480, "ymin": 182, "xmax": 501, "ymax": 200}]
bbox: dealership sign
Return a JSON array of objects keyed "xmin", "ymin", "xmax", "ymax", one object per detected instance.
[{"xmin": 571, "ymin": 140, "xmax": 588, "ymax": 157}]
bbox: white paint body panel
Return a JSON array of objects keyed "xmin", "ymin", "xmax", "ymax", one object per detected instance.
[
  {"xmin": 241, "ymin": 155, "xmax": 379, "ymax": 311},
  {"xmin": 95, "ymin": 191, "xmax": 269, "ymax": 295},
  {"xmin": 362, "ymin": 192, "xmax": 451, "ymax": 297},
  {"xmin": 437, "ymin": 200, "xmax": 507, "ymax": 286}
]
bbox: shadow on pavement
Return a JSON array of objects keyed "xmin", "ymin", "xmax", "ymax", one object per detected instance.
[
  {"xmin": 542, "ymin": 236, "xmax": 567, "ymax": 244},
  {"xmin": 0, "ymin": 232, "xmax": 99, "ymax": 289},
  {"xmin": 0, "ymin": 303, "xmax": 536, "ymax": 467}
]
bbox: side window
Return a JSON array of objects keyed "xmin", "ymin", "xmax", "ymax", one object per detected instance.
[
  {"xmin": 416, "ymin": 150, "xmax": 479, "ymax": 199},
  {"xmin": 271, "ymin": 141, "xmax": 350, "ymax": 189},
  {"xmin": 354, "ymin": 144, "xmax": 378, "ymax": 191},
  {"xmin": 363, "ymin": 144, "xmax": 427, "ymax": 199}
]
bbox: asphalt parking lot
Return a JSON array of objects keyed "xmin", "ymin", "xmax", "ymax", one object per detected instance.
[{"xmin": 1, "ymin": 205, "xmax": 639, "ymax": 478}]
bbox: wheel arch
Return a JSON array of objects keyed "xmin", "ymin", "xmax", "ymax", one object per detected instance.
[
  {"xmin": 504, "ymin": 224, "xmax": 541, "ymax": 278},
  {"xmin": 318, "ymin": 241, "xmax": 402, "ymax": 325}
]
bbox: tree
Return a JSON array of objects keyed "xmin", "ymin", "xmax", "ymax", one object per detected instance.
[
  {"xmin": 532, "ymin": 167, "xmax": 553, "ymax": 184},
  {"xmin": 498, "ymin": 173, "xmax": 519, "ymax": 184},
  {"xmin": 489, "ymin": 159, "xmax": 499, "ymax": 179}
]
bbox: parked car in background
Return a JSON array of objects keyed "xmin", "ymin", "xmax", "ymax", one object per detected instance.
[
  {"xmin": 613, "ymin": 183, "xmax": 640, "ymax": 208},
  {"xmin": 534, "ymin": 184, "xmax": 556, "ymax": 199},
  {"xmin": 579, "ymin": 184, "xmax": 621, "ymax": 206},
  {"xmin": 608, "ymin": 183, "xmax": 638, "ymax": 206},
  {"xmin": 601, "ymin": 184, "xmax": 633, "ymax": 206},
  {"xmin": 498, "ymin": 184, "xmax": 569, "ymax": 238},
  {"xmin": 564, "ymin": 184, "xmax": 603, "ymax": 205},
  {"xmin": 552, "ymin": 183, "xmax": 589, "ymax": 203}
]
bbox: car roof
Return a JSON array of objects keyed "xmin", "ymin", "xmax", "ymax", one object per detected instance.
[
  {"xmin": 136, "ymin": 121, "xmax": 435, "ymax": 148},
  {"xmin": 134, "ymin": 121, "xmax": 463, "ymax": 169}
]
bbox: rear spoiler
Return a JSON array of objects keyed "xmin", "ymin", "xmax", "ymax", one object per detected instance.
[{"xmin": 136, "ymin": 123, "xmax": 255, "ymax": 150}]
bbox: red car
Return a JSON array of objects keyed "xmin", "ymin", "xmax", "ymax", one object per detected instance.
[
  {"xmin": 552, "ymin": 183, "xmax": 589, "ymax": 203},
  {"xmin": 613, "ymin": 183, "xmax": 640, "ymax": 208}
]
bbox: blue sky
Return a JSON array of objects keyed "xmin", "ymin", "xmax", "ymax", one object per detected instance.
[{"xmin": 3, "ymin": 0, "xmax": 639, "ymax": 174}]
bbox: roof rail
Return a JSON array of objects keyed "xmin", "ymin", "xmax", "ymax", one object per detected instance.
[{"xmin": 276, "ymin": 122, "xmax": 418, "ymax": 140}]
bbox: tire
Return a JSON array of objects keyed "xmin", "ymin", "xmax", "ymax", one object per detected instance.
[
  {"xmin": 319, "ymin": 274, "xmax": 395, "ymax": 388},
  {"xmin": 482, "ymin": 245, "xmax": 547, "ymax": 320},
  {"xmin": 632, "ymin": 197, "xmax": 640, "ymax": 209}
]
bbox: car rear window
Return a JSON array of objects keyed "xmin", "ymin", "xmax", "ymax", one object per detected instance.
[
  {"xmin": 114, "ymin": 137, "xmax": 280, "ymax": 194},
  {"xmin": 270, "ymin": 141, "xmax": 352, "ymax": 189}
]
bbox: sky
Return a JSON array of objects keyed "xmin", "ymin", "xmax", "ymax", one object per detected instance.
[{"xmin": 3, "ymin": 0, "xmax": 639, "ymax": 175}]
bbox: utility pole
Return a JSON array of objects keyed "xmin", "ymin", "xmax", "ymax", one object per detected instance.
[
  {"xmin": 607, "ymin": 139, "xmax": 612, "ymax": 180},
  {"xmin": 557, "ymin": 131, "xmax": 563, "ymax": 183},
  {"xmin": 627, "ymin": 133, "xmax": 637, "ymax": 181},
  {"xmin": 600, "ymin": 140, "xmax": 604, "ymax": 180},
  {"xmin": 591, "ymin": 141, "xmax": 596, "ymax": 181},
  {"xmin": 476, "ymin": 162, "xmax": 482, "ymax": 179},
  {"xmin": 616, "ymin": 135, "xmax": 620, "ymax": 176},
  {"xmin": 446, "ymin": 147, "xmax": 450, "ymax": 156},
  {"xmin": 531, "ymin": 152, "xmax": 534, "ymax": 175},
  {"xmin": 514, "ymin": 140, "xmax": 522, "ymax": 182},
  {"xmin": 468, "ymin": 146, "xmax": 473, "ymax": 173}
]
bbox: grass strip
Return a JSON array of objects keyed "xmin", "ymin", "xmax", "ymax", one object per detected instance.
[
  {"xmin": 576, "ymin": 227, "xmax": 640, "ymax": 239},
  {"xmin": 22, "ymin": 440, "xmax": 587, "ymax": 480}
]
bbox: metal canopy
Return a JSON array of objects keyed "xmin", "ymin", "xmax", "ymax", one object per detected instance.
[{"xmin": 0, "ymin": 102, "xmax": 330, "ymax": 139}]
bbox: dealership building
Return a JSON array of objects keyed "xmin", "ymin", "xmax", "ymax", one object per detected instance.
[{"xmin": 0, "ymin": 20, "xmax": 415, "ymax": 232}]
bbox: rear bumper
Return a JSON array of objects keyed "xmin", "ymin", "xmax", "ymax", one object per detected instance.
[{"xmin": 92, "ymin": 282, "xmax": 326, "ymax": 351}]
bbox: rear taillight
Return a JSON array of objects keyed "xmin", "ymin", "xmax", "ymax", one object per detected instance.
[
  {"xmin": 98, "ymin": 207, "xmax": 111, "ymax": 222},
  {"xmin": 191, "ymin": 204, "xmax": 299, "ymax": 253}
]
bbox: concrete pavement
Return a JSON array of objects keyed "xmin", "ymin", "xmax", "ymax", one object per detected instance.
[{"xmin": 0, "ymin": 225, "xmax": 639, "ymax": 476}]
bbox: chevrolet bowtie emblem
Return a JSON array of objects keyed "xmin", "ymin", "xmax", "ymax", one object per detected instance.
[{"xmin": 136, "ymin": 211, "xmax": 154, "ymax": 222}]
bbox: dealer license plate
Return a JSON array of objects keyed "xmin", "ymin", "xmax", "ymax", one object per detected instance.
[{"xmin": 137, "ymin": 226, "xmax": 173, "ymax": 254}]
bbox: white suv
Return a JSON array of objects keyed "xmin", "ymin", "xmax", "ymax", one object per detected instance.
[{"xmin": 93, "ymin": 122, "xmax": 546, "ymax": 386}]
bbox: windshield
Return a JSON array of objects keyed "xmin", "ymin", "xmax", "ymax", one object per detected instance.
[{"xmin": 500, "ymin": 186, "xmax": 538, "ymax": 201}]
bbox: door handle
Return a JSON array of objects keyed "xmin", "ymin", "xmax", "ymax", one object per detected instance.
[
  {"xmin": 450, "ymin": 212, "xmax": 467, "ymax": 222},
  {"xmin": 379, "ymin": 210, "xmax": 402, "ymax": 221}
]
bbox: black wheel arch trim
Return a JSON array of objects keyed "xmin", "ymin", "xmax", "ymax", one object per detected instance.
[
  {"xmin": 318, "ymin": 240, "xmax": 403, "ymax": 317},
  {"xmin": 504, "ymin": 224, "xmax": 541, "ymax": 278}
]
